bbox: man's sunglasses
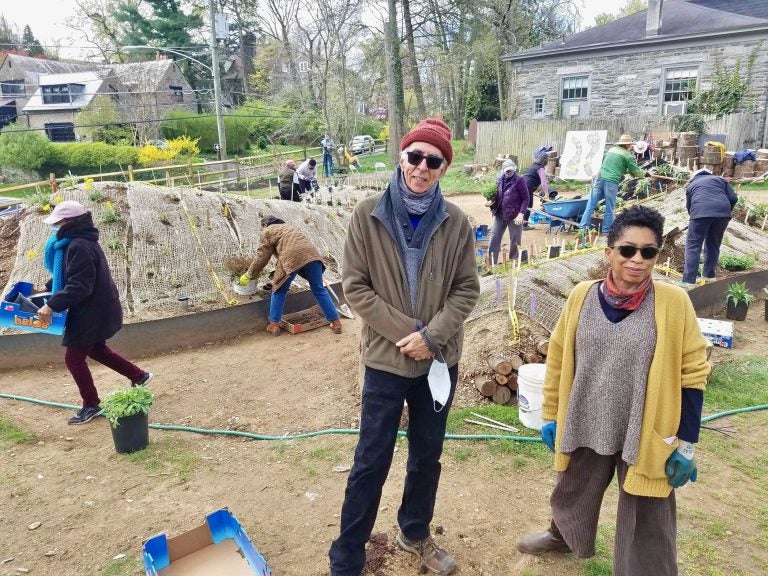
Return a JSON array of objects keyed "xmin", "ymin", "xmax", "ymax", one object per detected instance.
[
  {"xmin": 612, "ymin": 245, "xmax": 660, "ymax": 259},
  {"xmin": 405, "ymin": 151, "xmax": 445, "ymax": 170}
]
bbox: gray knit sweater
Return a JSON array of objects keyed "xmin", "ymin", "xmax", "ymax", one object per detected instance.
[{"xmin": 559, "ymin": 283, "xmax": 657, "ymax": 464}]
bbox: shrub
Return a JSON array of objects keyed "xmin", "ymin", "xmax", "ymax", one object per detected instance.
[
  {"xmin": 718, "ymin": 253, "xmax": 755, "ymax": 271},
  {"xmin": 160, "ymin": 111, "xmax": 251, "ymax": 154},
  {"xmin": 45, "ymin": 142, "xmax": 138, "ymax": 175},
  {"xmin": 138, "ymin": 143, "xmax": 177, "ymax": 165},
  {"xmin": 166, "ymin": 135, "xmax": 200, "ymax": 157},
  {"xmin": 0, "ymin": 127, "xmax": 52, "ymax": 170}
]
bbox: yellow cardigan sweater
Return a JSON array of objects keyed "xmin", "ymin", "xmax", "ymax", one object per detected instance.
[{"xmin": 542, "ymin": 280, "xmax": 710, "ymax": 498}]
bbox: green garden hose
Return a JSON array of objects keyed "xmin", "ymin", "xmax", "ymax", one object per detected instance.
[{"xmin": 1, "ymin": 392, "xmax": 766, "ymax": 442}]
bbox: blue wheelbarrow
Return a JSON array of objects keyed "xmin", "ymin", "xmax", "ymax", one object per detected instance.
[{"xmin": 540, "ymin": 198, "xmax": 589, "ymax": 233}]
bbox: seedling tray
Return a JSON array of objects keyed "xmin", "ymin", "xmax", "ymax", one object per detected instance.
[{"xmin": 279, "ymin": 305, "xmax": 330, "ymax": 334}]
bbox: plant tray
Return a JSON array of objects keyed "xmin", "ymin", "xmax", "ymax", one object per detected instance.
[{"xmin": 279, "ymin": 305, "xmax": 330, "ymax": 334}]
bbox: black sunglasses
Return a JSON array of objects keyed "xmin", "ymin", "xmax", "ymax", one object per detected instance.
[
  {"xmin": 612, "ymin": 245, "xmax": 660, "ymax": 259},
  {"xmin": 405, "ymin": 151, "xmax": 445, "ymax": 170}
]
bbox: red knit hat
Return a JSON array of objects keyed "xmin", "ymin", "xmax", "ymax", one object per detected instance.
[{"xmin": 400, "ymin": 118, "xmax": 453, "ymax": 166}]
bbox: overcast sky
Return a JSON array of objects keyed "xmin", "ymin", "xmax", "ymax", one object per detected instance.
[{"xmin": 2, "ymin": 0, "xmax": 620, "ymax": 60}]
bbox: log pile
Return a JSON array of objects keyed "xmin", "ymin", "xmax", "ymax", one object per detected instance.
[{"xmin": 475, "ymin": 339, "xmax": 549, "ymax": 405}]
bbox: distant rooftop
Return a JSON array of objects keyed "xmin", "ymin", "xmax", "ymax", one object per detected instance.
[{"xmin": 505, "ymin": 0, "xmax": 768, "ymax": 62}]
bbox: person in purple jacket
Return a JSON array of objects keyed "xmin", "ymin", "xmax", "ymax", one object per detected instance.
[
  {"xmin": 36, "ymin": 201, "xmax": 153, "ymax": 425},
  {"xmin": 488, "ymin": 159, "xmax": 530, "ymax": 264}
]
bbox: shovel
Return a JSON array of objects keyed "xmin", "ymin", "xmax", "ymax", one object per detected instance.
[{"xmin": 323, "ymin": 277, "xmax": 354, "ymax": 319}]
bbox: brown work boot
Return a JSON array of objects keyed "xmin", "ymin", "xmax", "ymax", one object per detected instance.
[
  {"xmin": 516, "ymin": 521, "xmax": 571, "ymax": 555},
  {"xmin": 330, "ymin": 319, "xmax": 342, "ymax": 334},
  {"xmin": 396, "ymin": 531, "xmax": 456, "ymax": 575},
  {"xmin": 266, "ymin": 322, "xmax": 281, "ymax": 336}
]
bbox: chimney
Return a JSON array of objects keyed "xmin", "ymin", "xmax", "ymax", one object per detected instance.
[{"xmin": 646, "ymin": 0, "xmax": 664, "ymax": 37}]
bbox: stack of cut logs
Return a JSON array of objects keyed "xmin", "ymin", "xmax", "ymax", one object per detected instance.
[
  {"xmin": 676, "ymin": 133, "xmax": 699, "ymax": 168},
  {"xmin": 545, "ymin": 150, "xmax": 559, "ymax": 177},
  {"xmin": 756, "ymin": 149, "xmax": 768, "ymax": 176},
  {"xmin": 722, "ymin": 152, "xmax": 736, "ymax": 178},
  {"xmin": 700, "ymin": 143, "xmax": 723, "ymax": 175},
  {"xmin": 476, "ymin": 339, "xmax": 549, "ymax": 405}
]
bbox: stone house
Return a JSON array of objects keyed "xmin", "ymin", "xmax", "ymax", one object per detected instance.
[
  {"xmin": 0, "ymin": 54, "xmax": 196, "ymax": 141},
  {"xmin": 503, "ymin": 0, "xmax": 768, "ymax": 140}
]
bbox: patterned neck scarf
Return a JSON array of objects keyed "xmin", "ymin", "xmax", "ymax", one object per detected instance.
[
  {"xmin": 603, "ymin": 270, "xmax": 653, "ymax": 311},
  {"xmin": 398, "ymin": 168, "xmax": 439, "ymax": 215}
]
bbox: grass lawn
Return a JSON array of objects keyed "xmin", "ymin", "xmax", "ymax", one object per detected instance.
[{"xmin": 0, "ymin": 182, "xmax": 53, "ymax": 200}]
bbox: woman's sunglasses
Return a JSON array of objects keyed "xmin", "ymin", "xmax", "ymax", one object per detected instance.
[
  {"xmin": 612, "ymin": 245, "xmax": 660, "ymax": 259},
  {"xmin": 405, "ymin": 151, "xmax": 445, "ymax": 170}
]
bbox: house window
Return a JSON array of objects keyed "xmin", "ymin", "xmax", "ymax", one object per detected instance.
[
  {"xmin": 1, "ymin": 80, "xmax": 25, "ymax": 96},
  {"xmin": 169, "ymin": 85, "xmax": 184, "ymax": 102},
  {"xmin": 298, "ymin": 61, "xmax": 308, "ymax": 73},
  {"xmin": 45, "ymin": 122, "xmax": 76, "ymax": 142},
  {"xmin": 533, "ymin": 96, "xmax": 544, "ymax": 116},
  {"xmin": 663, "ymin": 67, "xmax": 697, "ymax": 102},
  {"xmin": 562, "ymin": 76, "xmax": 588, "ymax": 100},
  {"xmin": 42, "ymin": 84, "xmax": 84, "ymax": 105}
]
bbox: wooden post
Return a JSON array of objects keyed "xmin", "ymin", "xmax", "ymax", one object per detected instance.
[
  {"xmin": 235, "ymin": 155, "xmax": 241, "ymax": 183},
  {"xmin": 49, "ymin": 173, "xmax": 57, "ymax": 193},
  {"xmin": 187, "ymin": 161, "xmax": 193, "ymax": 181},
  {"xmin": 128, "ymin": 165, "xmax": 134, "ymax": 182},
  {"xmin": 744, "ymin": 208, "xmax": 751, "ymax": 225},
  {"xmin": 165, "ymin": 170, "xmax": 171, "ymax": 187}
]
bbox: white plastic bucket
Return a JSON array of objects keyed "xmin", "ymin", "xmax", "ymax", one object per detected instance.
[{"xmin": 517, "ymin": 363, "xmax": 547, "ymax": 431}]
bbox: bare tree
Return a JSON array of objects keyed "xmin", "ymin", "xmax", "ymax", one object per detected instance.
[
  {"xmin": 259, "ymin": 0, "xmax": 306, "ymax": 103},
  {"xmin": 65, "ymin": 0, "xmax": 139, "ymax": 62}
]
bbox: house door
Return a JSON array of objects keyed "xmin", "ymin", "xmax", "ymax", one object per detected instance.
[{"xmin": 561, "ymin": 76, "xmax": 590, "ymax": 119}]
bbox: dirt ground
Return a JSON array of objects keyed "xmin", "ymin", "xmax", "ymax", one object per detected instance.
[{"xmin": 2, "ymin": 194, "xmax": 768, "ymax": 576}]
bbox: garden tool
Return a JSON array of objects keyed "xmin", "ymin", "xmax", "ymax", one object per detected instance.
[{"xmin": 323, "ymin": 277, "xmax": 354, "ymax": 319}]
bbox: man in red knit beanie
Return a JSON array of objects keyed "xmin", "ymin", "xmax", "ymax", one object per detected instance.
[{"xmin": 329, "ymin": 118, "xmax": 479, "ymax": 576}]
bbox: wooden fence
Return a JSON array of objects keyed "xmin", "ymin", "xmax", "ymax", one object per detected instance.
[
  {"xmin": 0, "ymin": 138, "xmax": 387, "ymax": 197},
  {"xmin": 474, "ymin": 112, "xmax": 764, "ymax": 166}
]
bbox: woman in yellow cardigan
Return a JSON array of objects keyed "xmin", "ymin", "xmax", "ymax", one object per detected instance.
[{"xmin": 516, "ymin": 205, "xmax": 710, "ymax": 576}]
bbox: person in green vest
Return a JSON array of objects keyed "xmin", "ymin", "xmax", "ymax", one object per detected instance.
[{"xmin": 579, "ymin": 134, "xmax": 645, "ymax": 235}]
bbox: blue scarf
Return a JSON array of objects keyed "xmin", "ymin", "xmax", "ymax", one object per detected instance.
[{"xmin": 44, "ymin": 234, "xmax": 72, "ymax": 294}]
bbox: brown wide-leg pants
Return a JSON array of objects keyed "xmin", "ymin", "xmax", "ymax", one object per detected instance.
[{"xmin": 550, "ymin": 448, "xmax": 677, "ymax": 576}]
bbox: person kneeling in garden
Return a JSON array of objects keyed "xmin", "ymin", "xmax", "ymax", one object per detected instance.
[
  {"xmin": 516, "ymin": 205, "xmax": 710, "ymax": 576},
  {"xmin": 239, "ymin": 216, "xmax": 341, "ymax": 335}
]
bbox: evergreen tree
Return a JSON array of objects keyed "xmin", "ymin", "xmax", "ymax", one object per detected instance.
[{"xmin": 22, "ymin": 25, "xmax": 45, "ymax": 57}]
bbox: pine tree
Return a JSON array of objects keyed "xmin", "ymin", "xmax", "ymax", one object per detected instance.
[{"xmin": 22, "ymin": 25, "xmax": 46, "ymax": 57}]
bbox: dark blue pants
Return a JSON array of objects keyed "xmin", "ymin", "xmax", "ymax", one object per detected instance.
[
  {"xmin": 683, "ymin": 217, "xmax": 730, "ymax": 283},
  {"xmin": 268, "ymin": 260, "xmax": 339, "ymax": 322},
  {"xmin": 323, "ymin": 152, "xmax": 334, "ymax": 177},
  {"xmin": 328, "ymin": 364, "xmax": 458, "ymax": 576}
]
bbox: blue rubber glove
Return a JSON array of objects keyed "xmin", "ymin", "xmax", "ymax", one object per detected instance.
[
  {"xmin": 541, "ymin": 421, "xmax": 556, "ymax": 452},
  {"xmin": 665, "ymin": 449, "xmax": 697, "ymax": 488}
]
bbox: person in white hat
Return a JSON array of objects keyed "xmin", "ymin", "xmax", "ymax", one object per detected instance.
[
  {"xmin": 578, "ymin": 134, "xmax": 645, "ymax": 237},
  {"xmin": 37, "ymin": 200, "xmax": 153, "ymax": 425},
  {"xmin": 487, "ymin": 159, "xmax": 530, "ymax": 264}
]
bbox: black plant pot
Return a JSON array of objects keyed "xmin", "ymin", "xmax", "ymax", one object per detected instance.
[
  {"xmin": 110, "ymin": 412, "xmax": 149, "ymax": 454},
  {"xmin": 725, "ymin": 300, "xmax": 749, "ymax": 321}
]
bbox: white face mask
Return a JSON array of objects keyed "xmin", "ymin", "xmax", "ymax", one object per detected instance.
[{"xmin": 427, "ymin": 354, "xmax": 451, "ymax": 412}]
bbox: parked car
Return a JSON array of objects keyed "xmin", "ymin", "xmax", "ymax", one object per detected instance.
[{"xmin": 349, "ymin": 135, "xmax": 375, "ymax": 155}]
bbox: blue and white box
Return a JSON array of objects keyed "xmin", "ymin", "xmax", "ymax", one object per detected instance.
[
  {"xmin": 0, "ymin": 281, "xmax": 66, "ymax": 335},
  {"xmin": 697, "ymin": 318, "xmax": 733, "ymax": 349}
]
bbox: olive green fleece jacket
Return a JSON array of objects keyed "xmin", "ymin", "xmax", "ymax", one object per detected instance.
[
  {"xmin": 543, "ymin": 280, "xmax": 710, "ymax": 498},
  {"xmin": 342, "ymin": 192, "xmax": 480, "ymax": 378}
]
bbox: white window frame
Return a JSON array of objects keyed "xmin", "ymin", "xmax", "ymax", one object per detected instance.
[
  {"xmin": 561, "ymin": 76, "xmax": 589, "ymax": 101},
  {"xmin": 533, "ymin": 96, "xmax": 545, "ymax": 116},
  {"xmin": 662, "ymin": 66, "xmax": 698, "ymax": 104}
]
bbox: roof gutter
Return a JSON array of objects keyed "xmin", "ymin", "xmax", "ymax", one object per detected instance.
[{"xmin": 502, "ymin": 23, "xmax": 768, "ymax": 63}]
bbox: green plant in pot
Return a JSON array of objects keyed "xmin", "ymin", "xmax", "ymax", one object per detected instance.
[
  {"xmin": 100, "ymin": 386, "xmax": 154, "ymax": 454},
  {"xmin": 725, "ymin": 281, "xmax": 753, "ymax": 321}
]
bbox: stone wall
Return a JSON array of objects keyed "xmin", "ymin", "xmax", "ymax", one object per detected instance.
[{"xmin": 508, "ymin": 38, "xmax": 768, "ymax": 141}]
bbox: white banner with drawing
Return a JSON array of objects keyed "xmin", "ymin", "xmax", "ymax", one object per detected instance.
[{"xmin": 559, "ymin": 130, "xmax": 607, "ymax": 181}]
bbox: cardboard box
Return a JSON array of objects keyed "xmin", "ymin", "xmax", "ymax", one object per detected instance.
[
  {"xmin": 0, "ymin": 281, "xmax": 66, "ymax": 335},
  {"xmin": 697, "ymin": 318, "xmax": 734, "ymax": 349},
  {"xmin": 143, "ymin": 509, "xmax": 270, "ymax": 575},
  {"xmin": 279, "ymin": 305, "xmax": 330, "ymax": 334}
]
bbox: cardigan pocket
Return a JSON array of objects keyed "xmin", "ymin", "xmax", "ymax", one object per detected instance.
[{"xmin": 634, "ymin": 430, "xmax": 678, "ymax": 479}]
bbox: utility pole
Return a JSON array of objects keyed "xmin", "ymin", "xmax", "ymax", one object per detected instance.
[{"xmin": 209, "ymin": 0, "xmax": 227, "ymax": 160}]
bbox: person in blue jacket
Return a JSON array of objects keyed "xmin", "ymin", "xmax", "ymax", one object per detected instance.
[{"xmin": 681, "ymin": 169, "xmax": 738, "ymax": 287}]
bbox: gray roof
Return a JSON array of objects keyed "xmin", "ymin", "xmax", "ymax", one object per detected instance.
[
  {"xmin": 111, "ymin": 60, "xmax": 177, "ymax": 91},
  {"xmin": 506, "ymin": 0, "xmax": 768, "ymax": 61},
  {"xmin": 23, "ymin": 71, "xmax": 105, "ymax": 112}
]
